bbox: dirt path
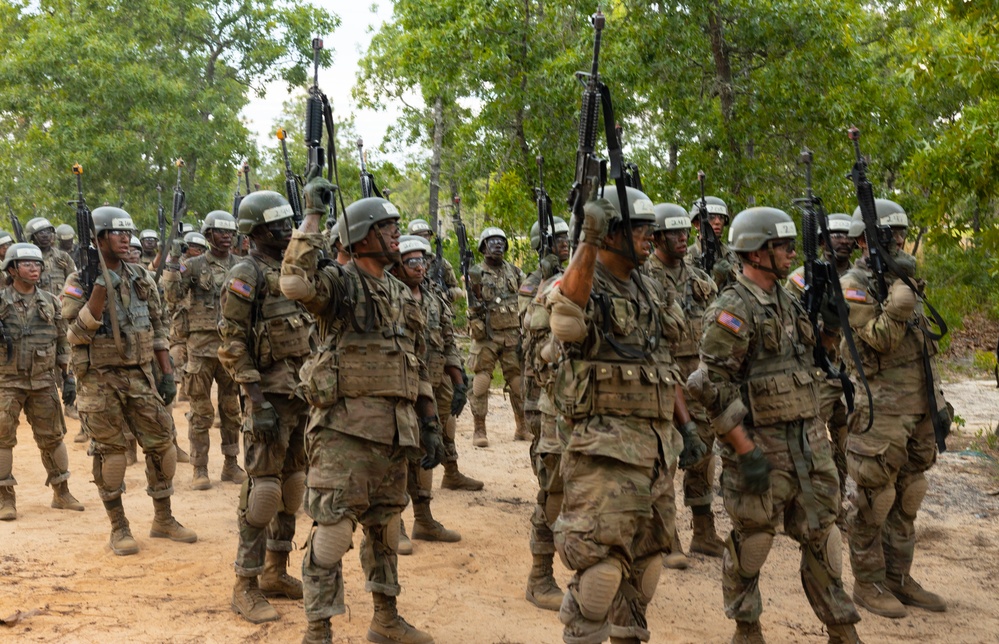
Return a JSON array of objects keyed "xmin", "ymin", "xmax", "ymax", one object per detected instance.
[{"xmin": 2, "ymin": 381, "xmax": 998, "ymax": 643}]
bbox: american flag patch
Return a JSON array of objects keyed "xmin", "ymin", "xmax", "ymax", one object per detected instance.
[
  {"xmin": 791, "ymin": 273, "xmax": 805, "ymax": 288},
  {"xmin": 716, "ymin": 310, "xmax": 745, "ymax": 335},
  {"xmin": 228, "ymin": 278, "xmax": 253, "ymax": 298},
  {"xmin": 519, "ymin": 283, "xmax": 536, "ymax": 296},
  {"xmin": 844, "ymin": 288, "xmax": 867, "ymax": 302},
  {"xmin": 64, "ymin": 284, "xmax": 84, "ymax": 299}
]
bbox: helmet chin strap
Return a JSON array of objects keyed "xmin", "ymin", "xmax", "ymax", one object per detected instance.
[
  {"xmin": 744, "ymin": 241, "xmax": 787, "ymax": 279},
  {"xmin": 353, "ymin": 223, "xmax": 400, "ymax": 262}
]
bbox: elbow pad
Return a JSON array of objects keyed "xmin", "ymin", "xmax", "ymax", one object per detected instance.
[
  {"xmin": 279, "ymin": 269, "xmax": 315, "ymax": 302},
  {"xmin": 549, "ymin": 291, "xmax": 587, "ymax": 343}
]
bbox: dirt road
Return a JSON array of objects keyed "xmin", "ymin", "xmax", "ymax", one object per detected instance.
[{"xmin": 2, "ymin": 380, "xmax": 998, "ymax": 643}]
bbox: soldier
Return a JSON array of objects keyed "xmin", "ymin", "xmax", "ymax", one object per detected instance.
[
  {"xmin": 687, "ymin": 207, "xmax": 861, "ymax": 643},
  {"xmin": 139, "ymin": 229, "xmax": 160, "ymax": 267},
  {"xmin": 128, "ymin": 236, "xmax": 143, "ymax": 264},
  {"xmin": 281, "ymin": 181, "xmax": 443, "ymax": 644},
  {"xmin": 467, "ymin": 227, "xmax": 526, "ymax": 447},
  {"xmin": 785, "ymin": 213, "xmax": 856, "ymax": 523},
  {"xmin": 408, "ymin": 218, "xmax": 463, "ymax": 303},
  {"xmin": 643, "ymin": 204, "xmax": 726, "ymax": 566},
  {"xmin": 547, "ymin": 188, "xmax": 706, "ymax": 644},
  {"xmin": 184, "ymin": 231, "xmax": 208, "ymax": 257},
  {"xmin": 56, "ymin": 224, "xmax": 82, "ymax": 268},
  {"xmin": 686, "ymin": 196, "xmax": 740, "ymax": 290},
  {"xmin": 163, "ymin": 211, "xmax": 245, "ymax": 490},
  {"xmin": 0, "ymin": 230, "xmax": 13, "ymax": 261},
  {"xmin": 0, "ymin": 242, "xmax": 83, "ymax": 520},
  {"xmin": 24, "ymin": 216, "xmax": 77, "ymax": 297},
  {"xmin": 217, "ymin": 192, "xmax": 310, "ymax": 624},
  {"xmin": 165, "ymin": 229, "xmax": 207, "ymax": 406},
  {"xmin": 840, "ymin": 200, "xmax": 948, "ymax": 619},
  {"xmin": 62, "ymin": 206, "xmax": 196, "ymax": 556}
]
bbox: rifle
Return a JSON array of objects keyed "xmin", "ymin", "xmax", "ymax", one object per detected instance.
[
  {"xmin": 156, "ymin": 184, "xmax": 166, "ymax": 251},
  {"xmin": 431, "ymin": 217, "xmax": 448, "ymax": 294},
  {"xmin": 243, "ymin": 162, "xmax": 252, "ymax": 197},
  {"xmin": 5, "ymin": 197, "xmax": 24, "ymax": 242},
  {"xmin": 535, "ymin": 155, "xmax": 556, "ymax": 258},
  {"xmin": 154, "ymin": 159, "xmax": 187, "ymax": 282},
  {"xmin": 357, "ymin": 138, "xmax": 382, "ymax": 199},
  {"xmin": 277, "ymin": 128, "xmax": 304, "ymax": 224},
  {"xmin": 116, "ymin": 186, "xmax": 125, "ymax": 208},
  {"xmin": 452, "ymin": 195, "xmax": 476, "ymax": 309},
  {"xmin": 696, "ymin": 171, "xmax": 717, "ymax": 274},
  {"xmin": 847, "ymin": 127, "xmax": 950, "ymax": 450},
  {"xmin": 615, "ymin": 124, "xmax": 642, "ymax": 191},
  {"xmin": 303, "ymin": 37, "xmax": 345, "ymax": 223},
  {"xmin": 232, "ymin": 167, "xmax": 243, "ymax": 218}
]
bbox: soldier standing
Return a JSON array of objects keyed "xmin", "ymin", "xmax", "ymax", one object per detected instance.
[
  {"xmin": 643, "ymin": 204, "xmax": 727, "ymax": 565},
  {"xmin": 163, "ymin": 211, "xmax": 245, "ymax": 490},
  {"xmin": 24, "ymin": 216, "xmax": 77, "ymax": 296},
  {"xmin": 56, "ymin": 224, "xmax": 82, "ymax": 268},
  {"xmin": 840, "ymin": 200, "xmax": 948, "ymax": 618},
  {"xmin": 408, "ymin": 218, "xmax": 464, "ymax": 303},
  {"xmin": 685, "ymin": 196, "xmax": 740, "ymax": 290},
  {"xmin": 0, "ymin": 243, "xmax": 83, "ymax": 520},
  {"xmin": 547, "ymin": 189, "xmax": 707, "ymax": 644},
  {"xmin": 217, "ymin": 192, "xmax": 311, "ymax": 624},
  {"xmin": 281, "ymin": 181, "xmax": 443, "ymax": 644},
  {"xmin": 687, "ymin": 207, "xmax": 861, "ymax": 643},
  {"xmin": 0, "ymin": 231, "xmax": 13, "ymax": 262},
  {"xmin": 467, "ymin": 227, "xmax": 526, "ymax": 446},
  {"xmin": 62, "ymin": 206, "xmax": 196, "ymax": 556},
  {"xmin": 139, "ymin": 229, "xmax": 160, "ymax": 267}
]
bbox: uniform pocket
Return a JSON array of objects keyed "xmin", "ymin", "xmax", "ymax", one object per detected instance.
[{"xmin": 846, "ymin": 433, "xmax": 892, "ymax": 488}]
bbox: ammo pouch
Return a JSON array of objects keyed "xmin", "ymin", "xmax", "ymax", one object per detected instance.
[
  {"xmin": 300, "ymin": 349, "xmax": 339, "ymax": 409},
  {"xmin": 745, "ymin": 370, "xmax": 819, "ymax": 426},
  {"xmin": 89, "ymin": 330, "xmax": 154, "ymax": 368},
  {"xmin": 489, "ymin": 299, "xmax": 520, "ymax": 330},
  {"xmin": 254, "ymin": 299, "xmax": 311, "ymax": 369},
  {"xmin": 469, "ymin": 318, "xmax": 487, "ymax": 341},
  {"xmin": 338, "ymin": 345, "xmax": 420, "ymax": 401},
  {"xmin": 555, "ymin": 360, "xmax": 676, "ymax": 420},
  {"xmin": 673, "ymin": 314, "xmax": 703, "ymax": 359}
]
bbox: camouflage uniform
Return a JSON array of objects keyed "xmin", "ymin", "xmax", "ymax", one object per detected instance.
[
  {"xmin": 163, "ymin": 252, "xmax": 242, "ymax": 477},
  {"xmin": 686, "ymin": 239, "xmax": 740, "ymax": 291},
  {"xmin": 427, "ymin": 253, "xmax": 463, "ymax": 304},
  {"xmin": 38, "ymin": 246, "xmax": 76, "ymax": 297},
  {"xmin": 548, "ymin": 263, "xmax": 685, "ymax": 643},
  {"xmin": 696, "ymin": 273, "xmax": 859, "ymax": 630}
]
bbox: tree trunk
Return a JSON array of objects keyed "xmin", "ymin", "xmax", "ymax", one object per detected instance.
[{"xmin": 428, "ymin": 95, "xmax": 445, "ymax": 230}]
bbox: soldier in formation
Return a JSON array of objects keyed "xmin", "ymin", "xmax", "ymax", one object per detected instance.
[
  {"xmin": 686, "ymin": 196, "xmax": 740, "ymax": 290},
  {"xmin": 139, "ymin": 229, "xmax": 160, "ymax": 266},
  {"xmin": 407, "ymin": 218, "xmax": 464, "ymax": 303},
  {"xmin": 24, "ymin": 216, "xmax": 77, "ymax": 296},
  {"xmin": 56, "ymin": 223, "xmax": 82, "ymax": 268}
]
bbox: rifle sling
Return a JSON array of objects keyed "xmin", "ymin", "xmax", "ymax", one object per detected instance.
[{"xmin": 96, "ymin": 247, "xmax": 128, "ymax": 359}]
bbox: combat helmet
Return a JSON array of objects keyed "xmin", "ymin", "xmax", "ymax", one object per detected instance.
[
  {"xmin": 408, "ymin": 218, "xmax": 433, "ymax": 237},
  {"xmin": 477, "ymin": 227, "xmax": 507, "ymax": 252},
  {"xmin": 91, "ymin": 207, "xmax": 136, "ymax": 235},
  {"xmin": 139, "ymin": 229, "xmax": 159, "ymax": 241},
  {"xmin": 604, "ymin": 186, "xmax": 657, "ymax": 227},
  {"xmin": 56, "ymin": 224, "xmax": 76, "ymax": 241},
  {"xmin": 1, "ymin": 242, "xmax": 43, "ymax": 271},
  {"xmin": 340, "ymin": 197, "xmax": 400, "ymax": 248},
  {"xmin": 689, "ymin": 196, "xmax": 730, "ymax": 224},
  {"xmin": 399, "ymin": 234, "xmax": 431, "ymax": 256},
  {"xmin": 0, "ymin": 231, "xmax": 13, "ymax": 248},
  {"xmin": 184, "ymin": 232, "xmax": 208, "ymax": 249},
  {"xmin": 129, "ymin": 236, "xmax": 142, "ymax": 250},
  {"xmin": 653, "ymin": 203, "xmax": 691, "ymax": 233},
  {"xmin": 201, "ymin": 210, "xmax": 238, "ymax": 234},
  {"xmin": 849, "ymin": 199, "xmax": 908, "ymax": 238},
  {"xmin": 237, "ymin": 191, "xmax": 295, "ymax": 234},
  {"xmin": 24, "ymin": 217, "xmax": 56, "ymax": 238},
  {"xmin": 729, "ymin": 207, "xmax": 797, "ymax": 252},
  {"xmin": 529, "ymin": 216, "xmax": 569, "ymax": 251}
]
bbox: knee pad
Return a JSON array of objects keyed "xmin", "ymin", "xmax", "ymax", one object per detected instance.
[
  {"xmin": 577, "ymin": 560, "xmax": 623, "ymax": 622},
  {"xmin": 472, "ymin": 372, "xmax": 491, "ymax": 397},
  {"xmin": 737, "ymin": 533, "xmax": 773, "ymax": 577},
  {"xmin": 507, "ymin": 376, "xmax": 523, "ymax": 398},
  {"xmin": 706, "ymin": 454, "xmax": 718, "ymax": 485},
  {"xmin": 100, "ymin": 453, "xmax": 128, "ymax": 491},
  {"xmin": 634, "ymin": 554, "xmax": 663, "ymax": 603},
  {"xmin": 384, "ymin": 514, "xmax": 401, "ymax": 552},
  {"xmin": 51, "ymin": 443, "xmax": 70, "ymax": 473},
  {"xmin": 443, "ymin": 414, "xmax": 456, "ymax": 441},
  {"xmin": 899, "ymin": 473, "xmax": 928, "ymax": 517},
  {"xmin": 544, "ymin": 491, "xmax": 562, "ymax": 526},
  {"xmin": 823, "ymin": 525, "xmax": 843, "ymax": 577},
  {"xmin": 158, "ymin": 445, "xmax": 177, "ymax": 479},
  {"xmin": 311, "ymin": 521, "xmax": 354, "ymax": 568},
  {"xmin": 0, "ymin": 448, "xmax": 12, "ymax": 480},
  {"xmin": 862, "ymin": 486, "xmax": 896, "ymax": 525},
  {"xmin": 281, "ymin": 471, "xmax": 306, "ymax": 514},
  {"xmin": 245, "ymin": 477, "xmax": 282, "ymax": 528}
]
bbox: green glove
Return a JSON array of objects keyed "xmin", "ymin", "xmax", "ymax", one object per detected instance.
[
  {"xmin": 157, "ymin": 372, "xmax": 177, "ymax": 406},
  {"xmin": 419, "ymin": 416, "xmax": 446, "ymax": 470},
  {"xmin": 580, "ymin": 199, "xmax": 614, "ymax": 246},
  {"xmin": 450, "ymin": 381, "xmax": 468, "ymax": 418},
  {"xmin": 249, "ymin": 400, "xmax": 280, "ymax": 443},
  {"xmin": 712, "ymin": 257, "xmax": 733, "ymax": 284},
  {"xmin": 304, "ymin": 177, "xmax": 336, "ymax": 217},
  {"xmin": 738, "ymin": 446, "xmax": 772, "ymax": 495},
  {"xmin": 62, "ymin": 374, "xmax": 77, "ymax": 407},
  {"xmin": 677, "ymin": 421, "xmax": 708, "ymax": 470},
  {"xmin": 94, "ymin": 270, "xmax": 122, "ymax": 291}
]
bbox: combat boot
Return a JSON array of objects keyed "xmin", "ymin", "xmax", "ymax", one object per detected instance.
[
  {"xmin": 398, "ymin": 519, "xmax": 413, "ymax": 556},
  {"xmin": 104, "ymin": 499, "xmax": 139, "ymax": 556},
  {"xmin": 731, "ymin": 620, "xmax": 766, "ymax": 644},
  {"xmin": 231, "ymin": 574, "xmax": 279, "ymax": 624},
  {"xmin": 690, "ymin": 512, "xmax": 726, "ymax": 558},
  {"xmin": 175, "ymin": 442, "xmax": 190, "ymax": 464},
  {"xmin": 192, "ymin": 465, "xmax": 211, "ymax": 490},
  {"xmin": 513, "ymin": 414, "xmax": 531, "ymax": 442},
  {"xmin": 852, "ymin": 581, "xmax": 907, "ymax": 618},
  {"xmin": 367, "ymin": 592, "xmax": 434, "ymax": 644},
  {"xmin": 525, "ymin": 553, "xmax": 563, "ymax": 611},
  {"xmin": 440, "ymin": 462, "xmax": 484, "ymax": 491},
  {"xmin": 884, "ymin": 574, "xmax": 946, "ymax": 612},
  {"xmin": 221, "ymin": 455, "xmax": 247, "ymax": 484},
  {"xmin": 827, "ymin": 623, "xmax": 863, "ymax": 644},
  {"xmin": 259, "ymin": 550, "xmax": 303, "ymax": 599},
  {"xmin": 0, "ymin": 487, "xmax": 16, "ymax": 521},
  {"xmin": 472, "ymin": 415, "xmax": 488, "ymax": 448},
  {"xmin": 51, "ymin": 481, "xmax": 84, "ymax": 511},
  {"xmin": 125, "ymin": 437, "xmax": 137, "ymax": 466},
  {"xmin": 411, "ymin": 502, "xmax": 460, "ymax": 542},
  {"xmin": 72, "ymin": 427, "xmax": 87, "ymax": 443},
  {"xmin": 303, "ymin": 618, "xmax": 333, "ymax": 644},
  {"xmin": 149, "ymin": 497, "xmax": 198, "ymax": 543},
  {"xmin": 663, "ymin": 547, "xmax": 689, "ymax": 570},
  {"xmin": 610, "ymin": 638, "xmax": 641, "ymax": 644}
]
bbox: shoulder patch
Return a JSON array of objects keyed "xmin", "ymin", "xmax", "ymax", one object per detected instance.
[
  {"xmin": 64, "ymin": 283, "xmax": 85, "ymax": 299},
  {"xmin": 519, "ymin": 282, "xmax": 537, "ymax": 296},
  {"xmin": 844, "ymin": 288, "xmax": 868, "ymax": 302},
  {"xmin": 715, "ymin": 310, "xmax": 745, "ymax": 335},
  {"xmin": 227, "ymin": 278, "xmax": 254, "ymax": 299},
  {"xmin": 791, "ymin": 273, "xmax": 805, "ymax": 288}
]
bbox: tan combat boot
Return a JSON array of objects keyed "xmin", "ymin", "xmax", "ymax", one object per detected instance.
[
  {"xmin": 125, "ymin": 437, "xmax": 138, "ymax": 466},
  {"xmin": 104, "ymin": 499, "xmax": 139, "ymax": 556},
  {"xmin": 411, "ymin": 502, "xmax": 460, "ymax": 542},
  {"xmin": 884, "ymin": 574, "xmax": 946, "ymax": 612},
  {"xmin": 731, "ymin": 620, "xmax": 766, "ymax": 644},
  {"xmin": 398, "ymin": 519, "xmax": 413, "ymax": 556},
  {"xmin": 192, "ymin": 465, "xmax": 211, "ymax": 490},
  {"xmin": 690, "ymin": 512, "xmax": 726, "ymax": 557},
  {"xmin": 231, "ymin": 575, "xmax": 279, "ymax": 624},
  {"xmin": 0, "ymin": 487, "xmax": 16, "ymax": 521},
  {"xmin": 663, "ymin": 547, "xmax": 689, "ymax": 570},
  {"xmin": 259, "ymin": 550, "xmax": 303, "ymax": 599},
  {"xmin": 221, "ymin": 455, "xmax": 248, "ymax": 484},
  {"xmin": 525, "ymin": 553, "xmax": 563, "ymax": 611},
  {"xmin": 852, "ymin": 580, "xmax": 907, "ymax": 618},
  {"xmin": 367, "ymin": 592, "xmax": 433, "ymax": 644},
  {"xmin": 51, "ymin": 481, "xmax": 84, "ymax": 511},
  {"xmin": 303, "ymin": 618, "xmax": 333, "ymax": 644},
  {"xmin": 149, "ymin": 497, "xmax": 198, "ymax": 543},
  {"xmin": 513, "ymin": 414, "xmax": 531, "ymax": 442},
  {"xmin": 472, "ymin": 415, "xmax": 488, "ymax": 448},
  {"xmin": 440, "ymin": 462, "xmax": 484, "ymax": 491},
  {"xmin": 174, "ymin": 440, "xmax": 190, "ymax": 464},
  {"xmin": 827, "ymin": 623, "xmax": 863, "ymax": 644}
]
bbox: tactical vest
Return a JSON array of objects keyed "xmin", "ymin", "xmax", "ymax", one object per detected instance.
[
  {"xmin": 733, "ymin": 284, "xmax": 820, "ymax": 427},
  {"xmin": 0, "ymin": 287, "xmax": 59, "ymax": 376},
  {"xmin": 523, "ymin": 277, "xmax": 559, "ymax": 391},
  {"xmin": 247, "ymin": 260, "xmax": 312, "ymax": 371},
  {"xmin": 87, "ymin": 265, "xmax": 155, "ymax": 368},
  {"xmin": 39, "ymin": 248, "xmax": 73, "ymax": 296},
  {"xmin": 185, "ymin": 256, "xmax": 233, "ymax": 333},
  {"xmin": 420, "ymin": 286, "xmax": 449, "ymax": 388},
  {"xmin": 477, "ymin": 261, "xmax": 521, "ymax": 331}
]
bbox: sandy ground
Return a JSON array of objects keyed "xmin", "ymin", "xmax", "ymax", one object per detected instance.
[{"xmin": 2, "ymin": 380, "xmax": 999, "ymax": 644}]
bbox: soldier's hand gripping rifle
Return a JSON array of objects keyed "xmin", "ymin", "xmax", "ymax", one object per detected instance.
[
  {"xmin": 154, "ymin": 159, "xmax": 187, "ymax": 282},
  {"xmin": 452, "ymin": 196, "xmax": 477, "ymax": 311},
  {"xmin": 277, "ymin": 128, "xmax": 304, "ymax": 224},
  {"xmin": 535, "ymin": 155, "xmax": 556, "ymax": 259},
  {"xmin": 304, "ymin": 37, "xmax": 345, "ymax": 225},
  {"xmin": 5, "ymin": 197, "xmax": 25, "ymax": 242},
  {"xmin": 696, "ymin": 171, "xmax": 717, "ymax": 274}
]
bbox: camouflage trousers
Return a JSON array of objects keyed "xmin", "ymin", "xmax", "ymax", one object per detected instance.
[
  {"xmin": 680, "ymin": 392, "xmax": 716, "ymax": 510},
  {"xmin": 0, "ymin": 383, "xmax": 71, "ymax": 486},
  {"xmin": 818, "ymin": 377, "xmax": 849, "ymax": 499},
  {"xmin": 529, "ymin": 410, "xmax": 563, "ymax": 556},
  {"xmin": 720, "ymin": 419, "xmax": 858, "ymax": 627},
  {"xmin": 434, "ymin": 379, "xmax": 459, "ymax": 464},
  {"xmin": 301, "ymin": 428, "xmax": 415, "ymax": 621},
  {"xmin": 555, "ymin": 448, "xmax": 675, "ymax": 642},
  {"xmin": 186, "ymin": 354, "xmax": 240, "ymax": 466},
  {"xmin": 846, "ymin": 403, "xmax": 936, "ymax": 583},
  {"xmin": 234, "ymin": 394, "xmax": 308, "ymax": 576},
  {"xmin": 467, "ymin": 333, "xmax": 522, "ymax": 419},
  {"xmin": 78, "ymin": 365, "xmax": 175, "ymax": 500}
]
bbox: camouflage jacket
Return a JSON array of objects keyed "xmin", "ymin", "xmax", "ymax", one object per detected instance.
[
  {"xmin": 468, "ymin": 259, "xmax": 525, "ymax": 338},
  {"xmin": 686, "ymin": 238, "xmax": 740, "ymax": 291},
  {"xmin": 38, "ymin": 247, "xmax": 77, "ymax": 297},
  {"xmin": 643, "ymin": 252, "xmax": 716, "ymax": 375},
  {"xmin": 162, "ymin": 251, "xmax": 238, "ymax": 357},
  {"xmin": 427, "ymin": 254, "xmax": 464, "ymax": 304},
  {"xmin": 0, "ymin": 284, "xmax": 69, "ymax": 389},
  {"xmin": 418, "ymin": 282, "xmax": 462, "ymax": 388}
]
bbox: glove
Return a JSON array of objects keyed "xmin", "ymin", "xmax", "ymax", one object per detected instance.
[
  {"xmin": 249, "ymin": 400, "xmax": 280, "ymax": 443},
  {"xmin": 580, "ymin": 198, "xmax": 614, "ymax": 246},
  {"xmin": 171, "ymin": 239, "xmax": 184, "ymax": 261},
  {"xmin": 677, "ymin": 421, "xmax": 708, "ymax": 470},
  {"xmin": 712, "ymin": 257, "xmax": 733, "ymax": 284},
  {"xmin": 450, "ymin": 381, "xmax": 468, "ymax": 418},
  {"xmin": 94, "ymin": 270, "xmax": 122, "ymax": 291},
  {"xmin": 62, "ymin": 374, "xmax": 77, "ymax": 407},
  {"xmin": 883, "ymin": 279, "xmax": 917, "ymax": 322},
  {"xmin": 157, "ymin": 372, "xmax": 177, "ymax": 406},
  {"xmin": 304, "ymin": 176, "xmax": 336, "ymax": 217},
  {"xmin": 738, "ymin": 446, "xmax": 772, "ymax": 495},
  {"xmin": 892, "ymin": 252, "xmax": 917, "ymax": 280},
  {"xmin": 539, "ymin": 254, "xmax": 560, "ymax": 279},
  {"xmin": 419, "ymin": 416, "xmax": 446, "ymax": 470}
]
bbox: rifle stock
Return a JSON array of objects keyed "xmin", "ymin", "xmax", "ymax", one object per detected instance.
[
  {"xmin": 277, "ymin": 128, "xmax": 304, "ymax": 224},
  {"xmin": 451, "ymin": 196, "xmax": 476, "ymax": 309},
  {"xmin": 154, "ymin": 159, "xmax": 186, "ymax": 282},
  {"xmin": 5, "ymin": 197, "xmax": 24, "ymax": 243},
  {"xmin": 696, "ymin": 171, "xmax": 717, "ymax": 274},
  {"xmin": 535, "ymin": 155, "xmax": 555, "ymax": 258}
]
